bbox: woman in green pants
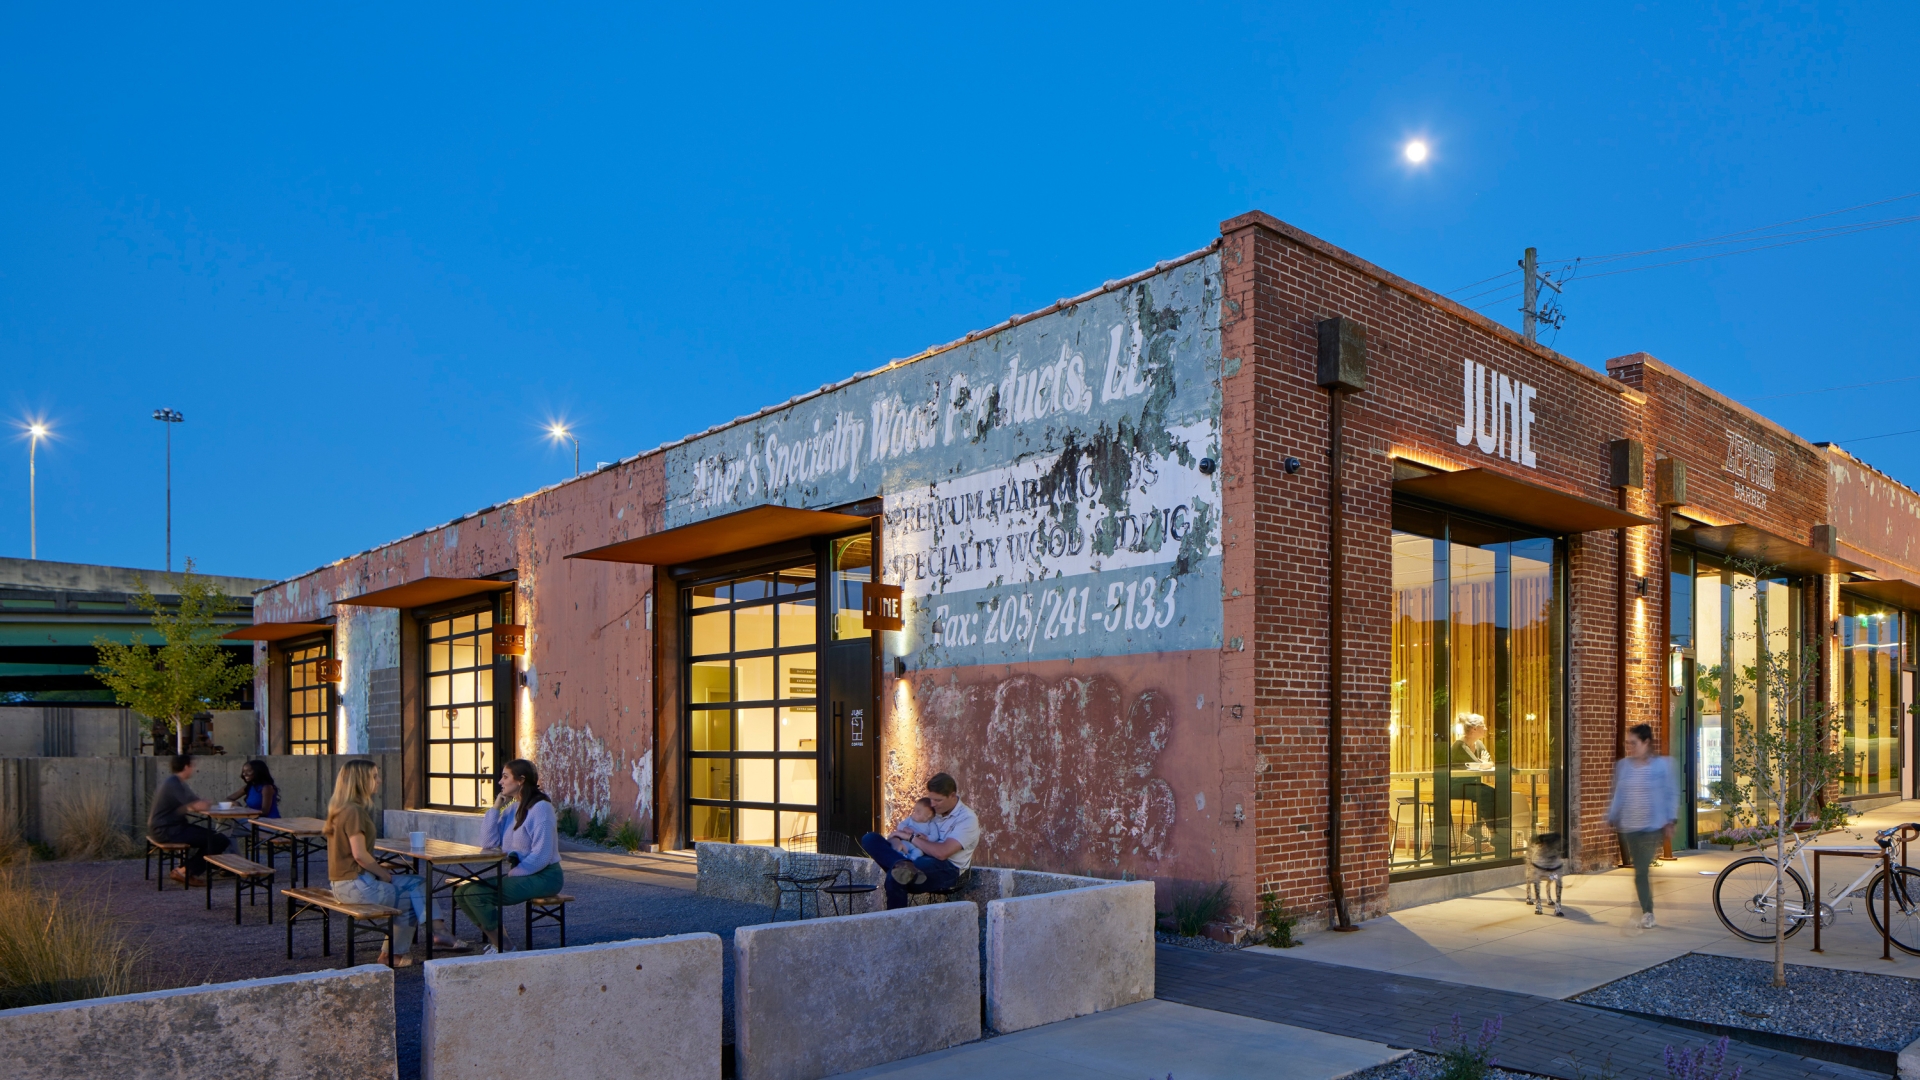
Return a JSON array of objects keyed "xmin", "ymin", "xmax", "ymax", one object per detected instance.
[{"xmin": 457, "ymin": 759, "xmax": 563, "ymax": 953}]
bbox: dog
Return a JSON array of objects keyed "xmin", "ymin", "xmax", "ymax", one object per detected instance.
[{"xmin": 1524, "ymin": 833, "xmax": 1566, "ymax": 916}]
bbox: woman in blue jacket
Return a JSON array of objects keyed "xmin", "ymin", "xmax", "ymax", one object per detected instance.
[
  {"xmin": 1605, "ymin": 722, "xmax": 1679, "ymax": 929},
  {"xmin": 455, "ymin": 758, "xmax": 563, "ymax": 954}
]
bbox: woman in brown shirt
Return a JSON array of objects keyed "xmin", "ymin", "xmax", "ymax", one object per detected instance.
[{"xmin": 324, "ymin": 759, "xmax": 454, "ymax": 965}]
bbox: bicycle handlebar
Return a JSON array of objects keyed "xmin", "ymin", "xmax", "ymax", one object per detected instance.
[{"xmin": 1875, "ymin": 823, "xmax": 1920, "ymax": 847}]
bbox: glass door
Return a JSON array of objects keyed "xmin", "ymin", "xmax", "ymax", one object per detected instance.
[
  {"xmin": 685, "ymin": 562, "xmax": 821, "ymax": 848},
  {"xmin": 1840, "ymin": 598, "xmax": 1904, "ymax": 798},
  {"xmin": 286, "ymin": 635, "xmax": 335, "ymax": 755}
]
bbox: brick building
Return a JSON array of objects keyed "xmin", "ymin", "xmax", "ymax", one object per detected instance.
[{"xmin": 238, "ymin": 212, "xmax": 1920, "ymax": 927}]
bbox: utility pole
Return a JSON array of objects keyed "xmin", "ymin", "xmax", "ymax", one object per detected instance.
[
  {"xmin": 1521, "ymin": 247, "xmax": 1539, "ymax": 345},
  {"xmin": 27, "ymin": 423, "xmax": 48, "ymax": 559},
  {"xmin": 153, "ymin": 408, "xmax": 185, "ymax": 571}
]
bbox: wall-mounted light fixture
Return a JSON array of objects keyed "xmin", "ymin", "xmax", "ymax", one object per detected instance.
[
  {"xmin": 1198, "ymin": 457, "xmax": 1217, "ymax": 475},
  {"xmin": 1632, "ymin": 577, "xmax": 1649, "ymax": 598},
  {"xmin": 1283, "ymin": 457, "xmax": 1301, "ymax": 474}
]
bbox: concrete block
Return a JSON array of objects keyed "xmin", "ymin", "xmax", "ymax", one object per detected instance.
[
  {"xmin": 735, "ymin": 903, "xmax": 980, "ymax": 1080},
  {"xmin": 985, "ymin": 880, "xmax": 1155, "ymax": 1034},
  {"xmin": 696, "ymin": 841, "xmax": 780, "ymax": 907},
  {"xmin": 385, "ymin": 808, "xmax": 486, "ymax": 847},
  {"xmin": 0, "ymin": 965, "xmax": 395, "ymax": 1080},
  {"xmin": 1007, "ymin": 868, "xmax": 1104, "ymax": 897},
  {"xmin": 422, "ymin": 933, "xmax": 721, "ymax": 1080}
]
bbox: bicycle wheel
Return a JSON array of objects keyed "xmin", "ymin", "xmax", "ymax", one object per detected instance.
[
  {"xmin": 1713, "ymin": 856, "xmax": 1812, "ymax": 942},
  {"xmin": 1865, "ymin": 866, "xmax": 1920, "ymax": 955}
]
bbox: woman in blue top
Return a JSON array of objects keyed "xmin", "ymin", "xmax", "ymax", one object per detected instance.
[
  {"xmin": 226, "ymin": 759, "xmax": 280, "ymax": 818},
  {"xmin": 455, "ymin": 759, "xmax": 562, "ymax": 954},
  {"xmin": 1605, "ymin": 723, "xmax": 1679, "ymax": 929}
]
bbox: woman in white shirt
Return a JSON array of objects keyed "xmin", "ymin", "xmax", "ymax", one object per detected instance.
[{"xmin": 454, "ymin": 758, "xmax": 563, "ymax": 954}]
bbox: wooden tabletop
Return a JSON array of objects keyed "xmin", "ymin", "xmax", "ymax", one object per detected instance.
[
  {"xmin": 255, "ymin": 816, "xmax": 328, "ymax": 835},
  {"xmin": 196, "ymin": 807, "xmax": 263, "ymax": 819},
  {"xmin": 373, "ymin": 838, "xmax": 507, "ymax": 865}
]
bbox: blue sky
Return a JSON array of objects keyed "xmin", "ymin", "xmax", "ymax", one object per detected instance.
[{"xmin": 4, "ymin": 4, "xmax": 1916, "ymax": 581}]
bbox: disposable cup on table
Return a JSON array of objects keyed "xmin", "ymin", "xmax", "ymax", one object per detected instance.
[{"xmin": 409, "ymin": 831, "xmax": 426, "ymax": 850}]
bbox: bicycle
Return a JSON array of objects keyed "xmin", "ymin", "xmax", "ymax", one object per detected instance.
[{"xmin": 1711, "ymin": 822, "xmax": 1920, "ymax": 953}]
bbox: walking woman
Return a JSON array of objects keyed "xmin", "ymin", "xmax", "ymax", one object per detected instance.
[
  {"xmin": 324, "ymin": 759, "xmax": 456, "ymax": 965},
  {"xmin": 1606, "ymin": 722, "xmax": 1679, "ymax": 928},
  {"xmin": 456, "ymin": 759, "xmax": 562, "ymax": 954}
]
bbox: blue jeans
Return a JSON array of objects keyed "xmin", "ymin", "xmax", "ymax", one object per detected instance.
[
  {"xmin": 860, "ymin": 832, "xmax": 960, "ymax": 909},
  {"xmin": 333, "ymin": 871, "xmax": 442, "ymax": 935}
]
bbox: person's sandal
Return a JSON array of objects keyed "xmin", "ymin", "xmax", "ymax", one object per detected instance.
[{"xmin": 379, "ymin": 952, "xmax": 414, "ymax": 968}]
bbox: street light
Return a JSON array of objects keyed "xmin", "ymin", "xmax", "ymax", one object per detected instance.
[
  {"xmin": 548, "ymin": 422, "xmax": 579, "ymax": 477},
  {"xmin": 25, "ymin": 421, "xmax": 49, "ymax": 560},
  {"xmin": 153, "ymin": 408, "xmax": 185, "ymax": 572}
]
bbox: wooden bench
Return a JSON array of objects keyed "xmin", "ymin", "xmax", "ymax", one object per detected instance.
[
  {"xmin": 523, "ymin": 894, "xmax": 574, "ymax": 949},
  {"xmin": 204, "ymin": 854, "xmax": 276, "ymax": 925},
  {"xmin": 145, "ymin": 838, "xmax": 191, "ymax": 891},
  {"xmin": 283, "ymin": 887, "xmax": 404, "ymax": 968}
]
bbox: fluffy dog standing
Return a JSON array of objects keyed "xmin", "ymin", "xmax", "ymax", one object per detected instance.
[{"xmin": 1525, "ymin": 833, "xmax": 1565, "ymax": 916}]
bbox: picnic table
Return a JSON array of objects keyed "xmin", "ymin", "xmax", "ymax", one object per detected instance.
[
  {"xmin": 372, "ymin": 837, "xmax": 507, "ymax": 959},
  {"xmin": 187, "ymin": 806, "xmax": 263, "ymax": 856},
  {"xmin": 254, "ymin": 817, "xmax": 329, "ymax": 888}
]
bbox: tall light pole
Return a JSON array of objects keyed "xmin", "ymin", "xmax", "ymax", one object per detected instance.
[
  {"xmin": 153, "ymin": 408, "xmax": 185, "ymax": 571},
  {"xmin": 27, "ymin": 422, "xmax": 49, "ymax": 560},
  {"xmin": 548, "ymin": 422, "xmax": 579, "ymax": 476}
]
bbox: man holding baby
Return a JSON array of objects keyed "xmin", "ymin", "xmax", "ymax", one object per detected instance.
[{"xmin": 859, "ymin": 772, "xmax": 981, "ymax": 909}]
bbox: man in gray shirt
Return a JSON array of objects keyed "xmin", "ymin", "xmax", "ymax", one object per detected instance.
[
  {"xmin": 148, "ymin": 754, "xmax": 228, "ymax": 886},
  {"xmin": 859, "ymin": 772, "xmax": 981, "ymax": 908}
]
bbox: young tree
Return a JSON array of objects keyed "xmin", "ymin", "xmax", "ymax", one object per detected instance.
[
  {"xmin": 1709, "ymin": 559, "xmax": 1848, "ymax": 988},
  {"xmin": 92, "ymin": 559, "xmax": 255, "ymax": 753}
]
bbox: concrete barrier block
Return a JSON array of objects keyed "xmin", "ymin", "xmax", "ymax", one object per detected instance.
[
  {"xmin": 1008, "ymin": 868, "xmax": 1104, "ymax": 896},
  {"xmin": 0, "ymin": 965, "xmax": 395, "ymax": 1080},
  {"xmin": 422, "ymin": 933, "xmax": 721, "ymax": 1080},
  {"xmin": 735, "ymin": 903, "xmax": 979, "ymax": 1080},
  {"xmin": 696, "ymin": 841, "xmax": 780, "ymax": 907},
  {"xmin": 384, "ymin": 808, "xmax": 486, "ymax": 847},
  {"xmin": 985, "ymin": 880, "xmax": 1155, "ymax": 1034}
]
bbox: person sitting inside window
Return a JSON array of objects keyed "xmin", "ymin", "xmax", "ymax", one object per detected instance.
[
  {"xmin": 1449, "ymin": 717, "xmax": 1498, "ymax": 849},
  {"xmin": 148, "ymin": 753, "xmax": 227, "ymax": 887},
  {"xmin": 456, "ymin": 759, "xmax": 563, "ymax": 955}
]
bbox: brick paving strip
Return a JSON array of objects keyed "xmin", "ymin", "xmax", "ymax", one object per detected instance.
[{"xmin": 1153, "ymin": 947, "xmax": 1888, "ymax": 1080}]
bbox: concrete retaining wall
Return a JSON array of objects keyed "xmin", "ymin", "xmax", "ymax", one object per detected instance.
[
  {"xmin": 0, "ymin": 965, "xmax": 395, "ymax": 1080},
  {"xmin": 734, "ymin": 902, "xmax": 979, "ymax": 1080},
  {"xmin": 422, "ymin": 934, "xmax": 721, "ymax": 1079},
  {"xmin": 385, "ymin": 808, "xmax": 487, "ymax": 847},
  {"xmin": 0, "ymin": 753, "xmax": 403, "ymax": 846},
  {"xmin": 0, "ymin": 708, "xmax": 256, "ymax": 758},
  {"xmin": 985, "ymin": 880, "xmax": 1156, "ymax": 1033},
  {"xmin": 694, "ymin": 841, "xmax": 1111, "ymax": 918}
]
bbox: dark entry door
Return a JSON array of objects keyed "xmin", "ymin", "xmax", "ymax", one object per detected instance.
[{"xmin": 825, "ymin": 637, "xmax": 874, "ymax": 847}]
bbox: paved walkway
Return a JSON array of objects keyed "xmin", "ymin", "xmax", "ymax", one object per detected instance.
[
  {"xmin": 839, "ymin": 999, "xmax": 1405, "ymax": 1080},
  {"xmin": 1155, "ymin": 946, "xmax": 1885, "ymax": 1080},
  {"xmin": 1263, "ymin": 800, "xmax": 1920, "ymax": 997}
]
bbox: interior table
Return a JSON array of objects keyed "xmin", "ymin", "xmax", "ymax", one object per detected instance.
[{"xmin": 372, "ymin": 838, "xmax": 506, "ymax": 959}]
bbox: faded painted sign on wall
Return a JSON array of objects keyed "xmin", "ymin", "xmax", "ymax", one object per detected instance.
[{"xmin": 663, "ymin": 256, "xmax": 1224, "ymax": 667}]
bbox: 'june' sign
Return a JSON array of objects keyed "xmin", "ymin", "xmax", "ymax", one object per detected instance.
[
  {"xmin": 862, "ymin": 583, "xmax": 903, "ymax": 632},
  {"xmin": 1453, "ymin": 359, "xmax": 1539, "ymax": 468}
]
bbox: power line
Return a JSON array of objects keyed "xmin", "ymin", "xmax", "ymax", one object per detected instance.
[
  {"xmin": 1571, "ymin": 215, "xmax": 1920, "ymax": 282},
  {"xmin": 1740, "ymin": 374, "xmax": 1920, "ymax": 402},
  {"xmin": 1830, "ymin": 426, "xmax": 1920, "ymax": 445},
  {"xmin": 1552, "ymin": 192, "xmax": 1920, "ymax": 267}
]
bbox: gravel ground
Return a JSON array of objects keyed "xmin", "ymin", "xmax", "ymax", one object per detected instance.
[
  {"xmin": 31, "ymin": 854, "xmax": 779, "ymax": 1080},
  {"xmin": 1154, "ymin": 929, "xmax": 1244, "ymax": 953},
  {"xmin": 1574, "ymin": 952, "xmax": 1920, "ymax": 1051},
  {"xmin": 1336, "ymin": 1052, "xmax": 1546, "ymax": 1080}
]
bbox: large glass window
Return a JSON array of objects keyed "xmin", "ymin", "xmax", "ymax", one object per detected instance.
[
  {"xmin": 686, "ymin": 563, "xmax": 821, "ymax": 848},
  {"xmin": 286, "ymin": 636, "xmax": 334, "ymax": 755},
  {"xmin": 1840, "ymin": 597, "xmax": 1904, "ymax": 798},
  {"xmin": 1685, "ymin": 556, "xmax": 1799, "ymax": 837},
  {"xmin": 426, "ymin": 607, "xmax": 497, "ymax": 810},
  {"xmin": 1390, "ymin": 501, "xmax": 1562, "ymax": 875}
]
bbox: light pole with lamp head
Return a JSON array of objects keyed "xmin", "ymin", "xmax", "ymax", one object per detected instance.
[
  {"xmin": 548, "ymin": 422, "xmax": 579, "ymax": 476},
  {"xmin": 26, "ymin": 421, "xmax": 49, "ymax": 559},
  {"xmin": 152, "ymin": 408, "xmax": 185, "ymax": 572}
]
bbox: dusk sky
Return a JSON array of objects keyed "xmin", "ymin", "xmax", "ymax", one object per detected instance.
[{"xmin": 4, "ymin": 5, "xmax": 1916, "ymax": 581}]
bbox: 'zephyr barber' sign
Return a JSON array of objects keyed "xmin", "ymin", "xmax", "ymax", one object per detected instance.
[{"xmin": 1453, "ymin": 359, "xmax": 1540, "ymax": 468}]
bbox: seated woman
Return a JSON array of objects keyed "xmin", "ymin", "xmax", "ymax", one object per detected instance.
[
  {"xmin": 455, "ymin": 759, "xmax": 562, "ymax": 955},
  {"xmin": 323, "ymin": 759, "xmax": 458, "ymax": 966},
  {"xmin": 225, "ymin": 759, "xmax": 280, "ymax": 836}
]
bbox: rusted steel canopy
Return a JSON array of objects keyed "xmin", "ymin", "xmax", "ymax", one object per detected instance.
[
  {"xmin": 1392, "ymin": 468, "xmax": 1656, "ymax": 534},
  {"xmin": 1841, "ymin": 578, "xmax": 1920, "ymax": 611},
  {"xmin": 220, "ymin": 621, "xmax": 331, "ymax": 642},
  {"xmin": 1673, "ymin": 524, "xmax": 1869, "ymax": 577},
  {"xmin": 567, "ymin": 505, "xmax": 872, "ymax": 567},
  {"xmin": 332, "ymin": 578, "xmax": 514, "ymax": 609}
]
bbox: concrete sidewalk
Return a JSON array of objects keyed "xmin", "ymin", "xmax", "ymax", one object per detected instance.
[{"xmin": 836, "ymin": 999, "xmax": 1406, "ymax": 1080}]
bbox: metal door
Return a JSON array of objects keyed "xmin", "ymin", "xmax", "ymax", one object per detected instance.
[{"xmin": 825, "ymin": 638, "xmax": 874, "ymax": 847}]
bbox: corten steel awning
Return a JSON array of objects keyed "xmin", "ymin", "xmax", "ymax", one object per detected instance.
[
  {"xmin": 1671, "ymin": 524, "xmax": 1869, "ymax": 577},
  {"xmin": 566, "ymin": 505, "xmax": 872, "ymax": 567},
  {"xmin": 220, "ymin": 621, "xmax": 332, "ymax": 642},
  {"xmin": 1392, "ymin": 468, "xmax": 1656, "ymax": 534},
  {"xmin": 332, "ymin": 578, "xmax": 515, "ymax": 609},
  {"xmin": 1841, "ymin": 578, "xmax": 1920, "ymax": 611}
]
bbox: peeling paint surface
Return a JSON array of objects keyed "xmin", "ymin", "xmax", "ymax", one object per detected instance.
[{"xmin": 537, "ymin": 722, "xmax": 615, "ymax": 823}]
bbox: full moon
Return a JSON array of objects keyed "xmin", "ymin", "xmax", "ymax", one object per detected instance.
[{"xmin": 1403, "ymin": 140, "xmax": 1429, "ymax": 164}]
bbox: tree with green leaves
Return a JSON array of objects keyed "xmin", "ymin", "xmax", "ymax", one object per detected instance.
[
  {"xmin": 1709, "ymin": 558, "xmax": 1848, "ymax": 989},
  {"xmin": 92, "ymin": 559, "xmax": 255, "ymax": 754}
]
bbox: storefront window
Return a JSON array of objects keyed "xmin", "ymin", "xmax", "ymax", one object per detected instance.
[
  {"xmin": 285, "ymin": 636, "xmax": 334, "ymax": 755},
  {"xmin": 686, "ymin": 562, "xmax": 822, "ymax": 848},
  {"xmin": 1840, "ymin": 597, "xmax": 1904, "ymax": 798},
  {"xmin": 1685, "ymin": 556, "xmax": 1799, "ymax": 838},
  {"xmin": 425, "ymin": 606, "xmax": 497, "ymax": 809},
  {"xmin": 1390, "ymin": 501, "xmax": 1562, "ymax": 876}
]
